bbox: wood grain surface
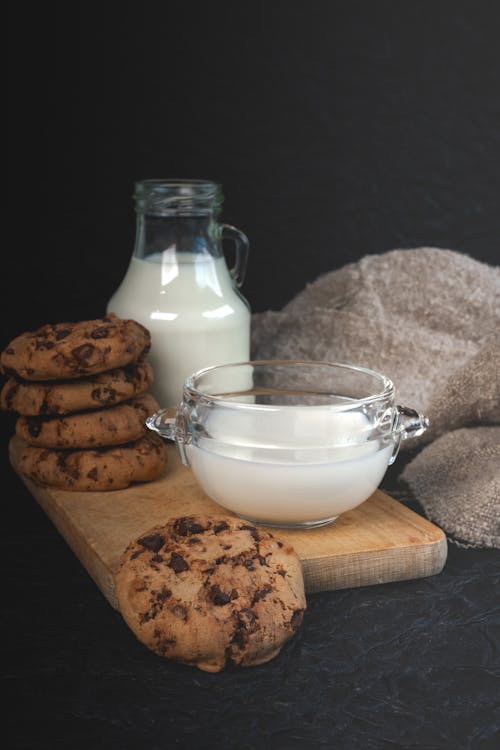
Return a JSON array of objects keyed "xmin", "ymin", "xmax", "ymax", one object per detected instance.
[{"xmin": 9, "ymin": 436, "xmax": 447, "ymax": 609}]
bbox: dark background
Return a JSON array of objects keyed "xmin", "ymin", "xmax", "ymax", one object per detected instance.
[
  {"xmin": 4, "ymin": 4, "xmax": 500, "ymax": 747},
  {"xmin": 5, "ymin": 0, "xmax": 500, "ymax": 350}
]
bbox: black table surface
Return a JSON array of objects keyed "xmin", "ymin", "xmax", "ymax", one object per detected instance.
[{"xmin": 3, "ymin": 430, "xmax": 499, "ymax": 750}]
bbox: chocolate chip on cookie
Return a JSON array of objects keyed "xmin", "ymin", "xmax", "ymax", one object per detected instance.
[{"xmin": 115, "ymin": 514, "xmax": 306, "ymax": 672}]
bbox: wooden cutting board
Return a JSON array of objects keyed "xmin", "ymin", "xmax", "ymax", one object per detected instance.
[{"xmin": 9, "ymin": 436, "xmax": 447, "ymax": 609}]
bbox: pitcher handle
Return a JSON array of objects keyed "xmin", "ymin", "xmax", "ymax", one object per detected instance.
[{"xmin": 221, "ymin": 223, "xmax": 249, "ymax": 288}]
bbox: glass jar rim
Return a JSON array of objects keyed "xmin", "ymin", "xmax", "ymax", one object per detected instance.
[
  {"xmin": 133, "ymin": 179, "xmax": 222, "ymax": 216},
  {"xmin": 184, "ymin": 359, "xmax": 395, "ymax": 411}
]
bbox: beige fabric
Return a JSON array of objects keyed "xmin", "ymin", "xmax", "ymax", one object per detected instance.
[
  {"xmin": 251, "ymin": 247, "xmax": 500, "ymax": 547},
  {"xmin": 401, "ymin": 427, "xmax": 500, "ymax": 549}
]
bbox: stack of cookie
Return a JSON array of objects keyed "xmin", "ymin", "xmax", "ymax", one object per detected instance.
[{"xmin": 1, "ymin": 314, "xmax": 168, "ymax": 491}]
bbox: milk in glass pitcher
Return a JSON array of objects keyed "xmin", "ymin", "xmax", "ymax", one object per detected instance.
[{"xmin": 107, "ymin": 179, "xmax": 251, "ymax": 407}]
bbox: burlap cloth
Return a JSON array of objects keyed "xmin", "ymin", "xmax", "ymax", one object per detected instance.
[{"xmin": 251, "ymin": 247, "xmax": 500, "ymax": 548}]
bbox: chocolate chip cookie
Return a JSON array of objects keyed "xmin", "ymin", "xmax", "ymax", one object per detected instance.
[
  {"xmin": 0, "ymin": 314, "xmax": 150, "ymax": 381},
  {"xmin": 1, "ymin": 361, "xmax": 153, "ymax": 416},
  {"xmin": 15, "ymin": 393, "xmax": 159, "ymax": 449},
  {"xmin": 18, "ymin": 432, "xmax": 168, "ymax": 490},
  {"xmin": 115, "ymin": 514, "xmax": 306, "ymax": 672}
]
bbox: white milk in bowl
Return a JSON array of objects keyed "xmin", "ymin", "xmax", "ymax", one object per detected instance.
[
  {"xmin": 107, "ymin": 252, "xmax": 251, "ymax": 407},
  {"xmin": 185, "ymin": 406, "xmax": 393, "ymax": 527}
]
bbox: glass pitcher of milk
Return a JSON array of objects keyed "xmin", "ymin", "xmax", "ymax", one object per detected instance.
[{"xmin": 107, "ymin": 179, "xmax": 251, "ymax": 407}]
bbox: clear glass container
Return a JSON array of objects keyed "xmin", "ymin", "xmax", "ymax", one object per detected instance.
[
  {"xmin": 147, "ymin": 360, "xmax": 429, "ymax": 529},
  {"xmin": 107, "ymin": 179, "xmax": 251, "ymax": 407}
]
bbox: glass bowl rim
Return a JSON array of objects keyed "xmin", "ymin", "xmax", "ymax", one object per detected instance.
[{"xmin": 184, "ymin": 359, "xmax": 395, "ymax": 411}]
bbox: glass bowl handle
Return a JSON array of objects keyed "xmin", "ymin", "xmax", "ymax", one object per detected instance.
[
  {"xmin": 146, "ymin": 409, "xmax": 177, "ymax": 440},
  {"xmin": 389, "ymin": 405, "xmax": 430, "ymax": 465},
  {"xmin": 146, "ymin": 408, "xmax": 191, "ymax": 465}
]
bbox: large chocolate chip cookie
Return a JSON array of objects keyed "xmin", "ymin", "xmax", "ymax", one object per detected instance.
[
  {"xmin": 115, "ymin": 514, "xmax": 306, "ymax": 672},
  {"xmin": 1, "ymin": 361, "xmax": 154, "ymax": 416},
  {"xmin": 15, "ymin": 393, "xmax": 159, "ymax": 449},
  {"xmin": 1, "ymin": 314, "xmax": 150, "ymax": 381}
]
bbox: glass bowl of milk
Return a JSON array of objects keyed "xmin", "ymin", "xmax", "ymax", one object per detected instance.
[{"xmin": 147, "ymin": 361, "xmax": 429, "ymax": 529}]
